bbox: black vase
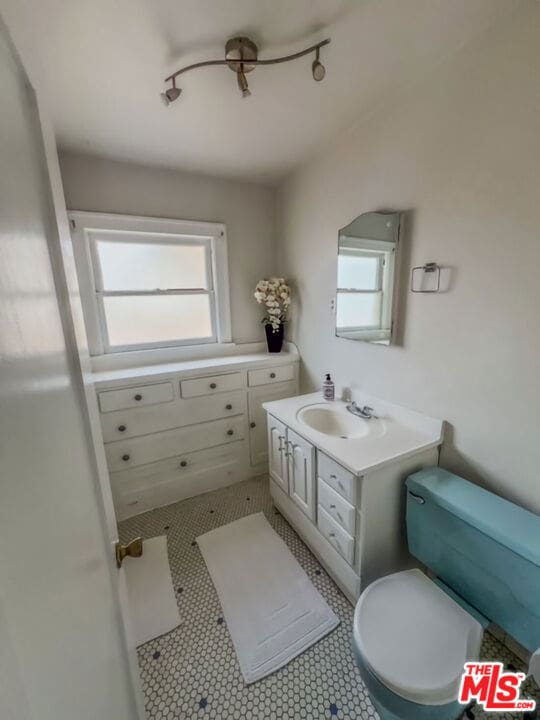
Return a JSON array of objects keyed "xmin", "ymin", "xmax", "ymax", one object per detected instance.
[{"xmin": 265, "ymin": 323, "xmax": 284, "ymax": 353}]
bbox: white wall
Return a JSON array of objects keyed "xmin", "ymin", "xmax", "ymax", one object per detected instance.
[
  {"xmin": 278, "ymin": 5, "xmax": 540, "ymax": 513},
  {"xmin": 59, "ymin": 151, "xmax": 277, "ymax": 345}
]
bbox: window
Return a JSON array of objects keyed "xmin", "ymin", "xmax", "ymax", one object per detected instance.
[
  {"xmin": 70, "ymin": 213, "xmax": 231, "ymax": 355},
  {"xmin": 336, "ymin": 249, "xmax": 385, "ymax": 330}
]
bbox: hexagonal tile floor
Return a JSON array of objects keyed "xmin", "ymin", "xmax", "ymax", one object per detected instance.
[{"xmin": 119, "ymin": 476, "xmax": 539, "ymax": 720}]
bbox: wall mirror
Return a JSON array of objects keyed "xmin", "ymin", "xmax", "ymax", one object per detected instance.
[{"xmin": 336, "ymin": 211, "xmax": 401, "ymax": 345}]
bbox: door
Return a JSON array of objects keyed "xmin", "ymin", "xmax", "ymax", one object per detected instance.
[
  {"xmin": 287, "ymin": 428, "xmax": 316, "ymax": 521},
  {"xmin": 267, "ymin": 414, "xmax": 288, "ymax": 492},
  {"xmin": 248, "ymin": 383, "xmax": 296, "ymax": 466},
  {"xmin": 0, "ymin": 17, "xmax": 141, "ymax": 720}
]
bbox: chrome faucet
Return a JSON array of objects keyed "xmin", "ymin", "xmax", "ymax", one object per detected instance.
[{"xmin": 346, "ymin": 401, "xmax": 377, "ymax": 420}]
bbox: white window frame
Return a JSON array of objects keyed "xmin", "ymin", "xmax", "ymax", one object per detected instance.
[
  {"xmin": 336, "ymin": 248, "xmax": 387, "ymax": 333},
  {"xmin": 68, "ymin": 211, "xmax": 232, "ymax": 356}
]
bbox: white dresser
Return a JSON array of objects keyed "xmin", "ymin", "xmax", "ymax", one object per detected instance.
[{"xmin": 94, "ymin": 352, "xmax": 299, "ymax": 519}]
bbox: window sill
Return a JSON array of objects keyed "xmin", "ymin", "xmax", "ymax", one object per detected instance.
[{"xmin": 90, "ymin": 340, "xmax": 298, "ymax": 374}]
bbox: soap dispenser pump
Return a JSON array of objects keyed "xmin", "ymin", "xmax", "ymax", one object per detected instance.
[{"xmin": 322, "ymin": 373, "xmax": 335, "ymax": 401}]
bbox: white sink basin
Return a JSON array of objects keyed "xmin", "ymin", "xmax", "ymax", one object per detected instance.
[{"xmin": 296, "ymin": 403, "xmax": 385, "ymax": 440}]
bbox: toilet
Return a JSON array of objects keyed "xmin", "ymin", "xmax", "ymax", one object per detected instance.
[{"xmin": 352, "ymin": 467, "xmax": 540, "ymax": 720}]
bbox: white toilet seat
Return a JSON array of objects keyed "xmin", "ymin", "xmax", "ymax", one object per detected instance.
[{"xmin": 353, "ymin": 569, "xmax": 484, "ymax": 706}]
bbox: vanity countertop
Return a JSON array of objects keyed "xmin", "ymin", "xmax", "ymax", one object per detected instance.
[
  {"xmin": 92, "ymin": 351, "xmax": 299, "ymax": 390},
  {"xmin": 263, "ymin": 392, "xmax": 443, "ymax": 475}
]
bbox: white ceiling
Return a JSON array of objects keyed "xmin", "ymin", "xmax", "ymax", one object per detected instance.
[{"xmin": 2, "ymin": 0, "xmax": 515, "ymax": 184}]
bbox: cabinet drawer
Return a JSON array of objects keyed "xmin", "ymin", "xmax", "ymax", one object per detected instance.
[
  {"xmin": 248, "ymin": 364, "xmax": 295, "ymax": 387},
  {"xmin": 110, "ymin": 442, "xmax": 245, "ymax": 520},
  {"xmin": 317, "ymin": 505, "xmax": 355, "ymax": 565},
  {"xmin": 317, "ymin": 451, "xmax": 358, "ymax": 505},
  {"xmin": 180, "ymin": 372, "xmax": 244, "ymax": 398},
  {"xmin": 105, "ymin": 415, "xmax": 245, "ymax": 471},
  {"xmin": 317, "ymin": 478, "xmax": 356, "ymax": 536},
  {"xmin": 100, "ymin": 391, "xmax": 246, "ymax": 443},
  {"xmin": 98, "ymin": 381, "xmax": 173, "ymax": 413}
]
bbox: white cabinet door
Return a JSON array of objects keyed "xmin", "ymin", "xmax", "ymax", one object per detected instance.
[
  {"xmin": 287, "ymin": 428, "xmax": 316, "ymax": 521},
  {"xmin": 268, "ymin": 415, "xmax": 288, "ymax": 493},
  {"xmin": 248, "ymin": 382, "xmax": 297, "ymax": 466}
]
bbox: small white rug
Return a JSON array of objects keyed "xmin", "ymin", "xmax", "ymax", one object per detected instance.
[
  {"xmin": 124, "ymin": 535, "xmax": 181, "ymax": 647},
  {"xmin": 197, "ymin": 512, "xmax": 340, "ymax": 683}
]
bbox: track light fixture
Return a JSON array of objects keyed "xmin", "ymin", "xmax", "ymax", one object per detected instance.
[
  {"xmin": 160, "ymin": 78, "xmax": 181, "ymax": 105},
  {"xmin": 161, "ymin": 36, "xmax": 330, "ymax": 103}
]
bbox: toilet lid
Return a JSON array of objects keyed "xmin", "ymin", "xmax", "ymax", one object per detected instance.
[{"xmin": 353, "ymin": 569, "xmax": 483, "ymax": 706}]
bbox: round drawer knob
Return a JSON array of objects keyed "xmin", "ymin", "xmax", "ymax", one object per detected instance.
[
  {"xmin": 225, "ymin": 404, "xmax": 233, "ymax": 410},
  {"xmin": 210, "ymin": 382, "xmax": 217, "ymax": 389},
  {"xmin": 134, "ymin": 394, "xmax": 142, "ymax": 401},
  {"xmin": 118, "ymin": 425, "xmax": 126, "ymax": 433},
  {"xmin": 227, "ymin": 429, "xmax": 234, "ymax": 436},
  {"xmin": 250, "ymin": 422, "xmax": 256, "ymax": 429},
  {"xmin": 270, "ymin": 372, "xmax": 276, "ymax": 379},
  {"xmin": 329, "ymin": 532, "xmax": 336, "ymax": 538},
  {"xmin": 330, "ymin": 504, "xmax": 336, "ymax": 509},
  {"xmin": 180, "ymin": 460, "xmax": 187, "ymax": 468},
  {"xmin": 122, "ymin": 454, "xmax": 130, "ymax": 462}
]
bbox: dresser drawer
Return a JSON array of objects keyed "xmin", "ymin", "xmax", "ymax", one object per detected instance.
[
  {"xmin": 248, "ymin": 364, "xmax": 295, "ymax": 387},
  {"xmin": 317, "ymin": 452, "xmax": 358, "ymax": 505},
  {"xmin": 317, "ymin": 478, "xmax": 356, "ymax": 536},
  {"xmin": 98, "ymin": 381, "xmax": 173, "ymax": 413},
  {"xmin": 100, "ymin": 391, "xmax": 246, "ymax": 442},
  {"xmin": 105, "ymin": 415, "xmax": 245, "ymax": 471},
  {"xmin": 180, "ymin": 372, "xmax": 244, "ymax": 398},
  {"xmin": 317, "ymin": 505, "xmax": 355, "ymax": 565}
]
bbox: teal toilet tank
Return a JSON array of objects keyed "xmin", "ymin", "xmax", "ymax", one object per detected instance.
[{"xmin": 406, "ymin": 467, "xmax": 540, "ymax": 654}]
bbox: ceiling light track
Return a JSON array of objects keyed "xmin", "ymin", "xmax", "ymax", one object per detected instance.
[{"xmin": 161, "ymin": 36, "xmax": 330, "ymax": 104}]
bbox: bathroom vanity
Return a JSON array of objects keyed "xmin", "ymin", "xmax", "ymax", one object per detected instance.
[
  {"xmin": 93, "ymin": 350, "xmax": 299, "ymax": 519},
  {"xmin": 263, "ymin": 393, "xmax": 443, "ymax": 602}
]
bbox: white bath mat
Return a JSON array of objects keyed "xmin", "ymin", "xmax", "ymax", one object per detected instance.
[
  {"xmin": 124, "ymin": 535, "xmax": 181, "ymax": 647},
  {"xmin": 197, "ymin": 512, "xmax": 339, "ymax": 683}
]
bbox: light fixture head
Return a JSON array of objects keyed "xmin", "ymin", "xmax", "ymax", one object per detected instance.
[
  {"xmin": 161, "ymin": 83, "xmax": 181, "ymax": 106},
  {"xmin": 237, "ymin": 70, "xmax": 251, "ymax": 98},
  {"xmin": 312, "ymin": 49, "xmax": 326, "ymax": 81}
]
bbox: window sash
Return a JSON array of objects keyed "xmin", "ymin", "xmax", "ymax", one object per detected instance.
[
  {"xmin": 336, "ymin": 289, "xmax": 383, "ymax": 331},
  {"xmin": 88, "ymin": 233, "xmax": 218, "ymax": 352}
]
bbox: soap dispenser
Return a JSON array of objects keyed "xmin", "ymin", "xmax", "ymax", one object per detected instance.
[{"xmin": 322, "ymin": 373, "xmax": 335, "ymax": 401}]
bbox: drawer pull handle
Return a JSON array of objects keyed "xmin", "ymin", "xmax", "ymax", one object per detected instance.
[
  {"xmin": 134, "ymin": 394, "xmax": 142, "ymax": 401},
  {"xmin": 122, "ymin": 454, "xmax": 130, "ymax": 462},
  {"xmin": 227, "ymin": 429, "xmax": 234, "ymax": 436},
  {"xmin": 210, "ymin": 382, "xmax": 217, "ymax": 389},
  {"xmin": 118, "ymin": 425, "xmax": 126, "ymax": 432},
  {"xmin": 180, "ymin": 460, "xmax": 187, "ymax": 468},
  {"xmin": 330, "ymin": 504, "xmax": 336, "ymax": 509},
  {"xmin": 330, "ymin": 474, "xmax": 337, "ymax": 479},
  {"xmin": 270, "ymin": 372, "xmax": 276, "ymax": 379},
  {"xmin": 250, "ymin": 422, "xmax": 256, "ymax": 428},
  {"xmin": 225, "ymin": 404, "xmax": 233, "ymax": 410}
]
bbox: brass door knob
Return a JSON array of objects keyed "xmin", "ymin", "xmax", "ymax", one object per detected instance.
[{"xmin": 115, "ymin": 537, "xmax": 143, "ymax": 568}]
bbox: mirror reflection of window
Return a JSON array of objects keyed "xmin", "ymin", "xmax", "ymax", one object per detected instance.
[{"xmin": 335, "ymin": 212, "xmax": 401, "ymax": 345}]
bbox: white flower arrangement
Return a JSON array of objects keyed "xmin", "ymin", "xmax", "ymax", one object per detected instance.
[{"xmin": 254, "ymin": 277, "xmax": 291, "ymax": 333}]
